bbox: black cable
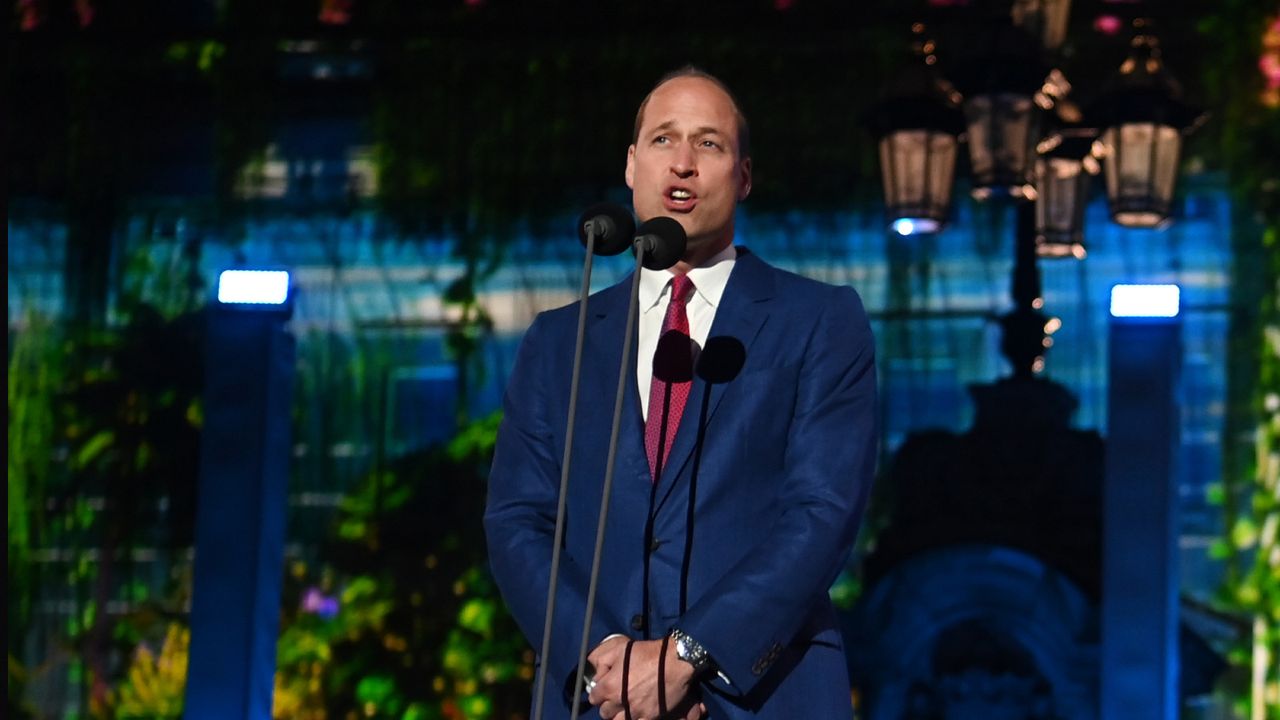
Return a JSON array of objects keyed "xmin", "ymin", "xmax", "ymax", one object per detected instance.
[
  {"xmin": 642, "ymin": 381, "xmax": 673, "ymax": 639},
  {"xmin": 679, "ymin": 382, "xmax": 713, "ymax": 615},
  {"xmin": 658, "ymin": 634, "xmax": 670, "ymax": 717},
  {"xmin": 622, "ymin": 639, "xmax": 636, "ymax": 720}
]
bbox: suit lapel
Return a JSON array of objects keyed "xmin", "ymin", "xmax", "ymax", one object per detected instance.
[
  {"xmin": 583, "ymin": 275, "xmax": 650, "ymax": 484},
  {"xmin": 655, "ymin": 249, "xmax": 775, "ymax": 496}
]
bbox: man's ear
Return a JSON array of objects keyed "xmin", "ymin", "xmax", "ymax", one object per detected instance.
[
  {"xmin": 625, "ymin": 145, "xmax": 637, "ymax": 189},
  {"xmin": 738, "ymin": 157, "xmax": 752, "ymax": 201}
]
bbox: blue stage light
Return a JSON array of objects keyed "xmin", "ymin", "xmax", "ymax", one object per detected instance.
[
  {"xmin": 217, "ymin": 270, "xmax": 291, "ymax": 305},
  {"xmin": 892, "ymin": 218, "xmax": 941, "ymax": 236},
  {"xmin": 1109, "ymin": 284, "xmax": 1180, "ymax": 318}
]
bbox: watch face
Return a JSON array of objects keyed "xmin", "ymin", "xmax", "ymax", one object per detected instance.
[
  {"xmin": 671, "ymin": 629, "xmax": 706, "ymax": 671},
  {"xmin": 677, "ymin": 639, "xmax": 704, "ymax": 668}
]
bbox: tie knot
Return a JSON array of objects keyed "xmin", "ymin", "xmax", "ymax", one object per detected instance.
[{"xmin": 670, "ymin": 274, "xmax": 695, "ymax": 305}]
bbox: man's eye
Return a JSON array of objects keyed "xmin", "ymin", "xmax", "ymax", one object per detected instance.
[
  {"xmin": 653, "ymin": 136, "xmax": 670, "ymax": 145},
  {"xmin": 700, "ymin": 140, "xmax": 722, "ymax": 150}
]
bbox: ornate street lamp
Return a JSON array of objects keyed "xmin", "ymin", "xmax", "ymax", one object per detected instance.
[
  {"xmin": 1034, "ymin": 128, "xmax": 1098, "ymax": 259},
  {"xmin": 866, "ymin": 26, "xmax": 966, "ymax": 236},
  {"xmin": 1090, "ymin": 32, "xmax": 1203, "ymax": 228},
  {"xmin": 873, "ymin": 17, "xmax": 1203, "ymax": 249}
]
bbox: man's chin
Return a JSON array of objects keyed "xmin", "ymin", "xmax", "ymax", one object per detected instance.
[
  {"xmin": 648, "ymin": 214, "xmax": 699, "ymax": 243},
  {"xmin": 681, "ymin": 233, "xmax": 734, "ymax": 265}
]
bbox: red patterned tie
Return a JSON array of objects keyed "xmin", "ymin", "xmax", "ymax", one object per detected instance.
[{"xmin": 645, "ymin": 274, "xmax": 696, "ymax": 481}]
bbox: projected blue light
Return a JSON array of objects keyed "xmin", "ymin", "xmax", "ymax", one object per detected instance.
[
  {"xmin": 892, "ymin": 218, "xmax": 940, "ymax": 236},
  {"xmin": 217, "ymin": 270, "xmax": 291, "ymax": 305},
  {"xmin": 1109, "ymin": 284, "xmax": 1180, "ymax": 318}
]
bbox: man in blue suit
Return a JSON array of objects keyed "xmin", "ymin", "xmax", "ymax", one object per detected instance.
[{"xmin": 485, "ymin": 67, "xmax": 878, "ymax": 719}]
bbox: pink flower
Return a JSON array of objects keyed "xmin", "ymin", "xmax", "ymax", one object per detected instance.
[{"xmin": 301, "ymin": 587, "xmax": 340, "ymax": 619}]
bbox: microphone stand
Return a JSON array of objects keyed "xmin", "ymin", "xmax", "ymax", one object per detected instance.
[
  {"xmin": 532, "ymin": 228, "xmax": 600, "ymax": 720},
  {"xmin": 568, "ymin": 241, "xmax": 649, "ymax": 720}
]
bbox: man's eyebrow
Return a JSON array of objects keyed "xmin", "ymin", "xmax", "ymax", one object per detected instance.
[{"xmin": 645, "ymin": 121, "xmax": 727, "ymax": 138}]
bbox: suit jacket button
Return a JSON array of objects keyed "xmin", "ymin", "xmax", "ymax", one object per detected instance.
[{"xmin": 631, "ymin": 614, "xmax": 645, "ymax": 631}]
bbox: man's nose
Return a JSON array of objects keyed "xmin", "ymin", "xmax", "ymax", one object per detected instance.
[{"xmin": 670, "ymin": 144, "xmax": 697, "ymax": 177}]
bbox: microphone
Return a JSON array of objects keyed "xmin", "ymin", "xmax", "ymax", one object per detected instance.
[
  {"xmin": 568, "ymin": 217, "xmax": 687, "ymax": 720},
  {"xmin": 635, "ymin": 216, "xmax": 688, "ymax": 270},
  {"xmin": 533, "ymin": 202, "xmax": 633, "ymax": 720},
  {"xmin": 578, "ymin": 203, "xmax": 635, "ymax": 256}
]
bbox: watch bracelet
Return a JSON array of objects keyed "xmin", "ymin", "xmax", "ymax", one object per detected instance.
[{"xmin": 669, "ymin": 627, "xmax": 711, "ymax": 675}]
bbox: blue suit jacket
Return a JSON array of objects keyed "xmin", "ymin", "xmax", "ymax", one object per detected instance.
[{"xmin": 484, "ymin": 249, "xmax": 878, "ymax": 718}]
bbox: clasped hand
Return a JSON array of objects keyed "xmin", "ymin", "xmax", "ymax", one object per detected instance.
[{"xmin": 586, "ymin": 636, "xmax": 707, "ymax": 720}]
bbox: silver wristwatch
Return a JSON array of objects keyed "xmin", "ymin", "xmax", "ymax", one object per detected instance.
[{"xmin": 669, "ymin": 628, "xmax": 711, "ymax": 675}]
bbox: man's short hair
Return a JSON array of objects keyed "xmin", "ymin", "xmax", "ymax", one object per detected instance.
[{"xmin": 631, "ymin": 66, "xmax": 752, "ymax": 160}]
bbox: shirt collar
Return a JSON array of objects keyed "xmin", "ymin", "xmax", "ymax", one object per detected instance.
[{"xmin": 639, "ymin": 244, "xmax": 738, "ymax": 313}]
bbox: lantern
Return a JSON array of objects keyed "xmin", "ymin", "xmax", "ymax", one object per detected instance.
[
  {"xmin": 1090, "ymin": 34, "xmax": 1202, "ymax": 228},
  {"xmin": 867, "ymin": 28, "xmax": 966, "ymax": 235},
  {"xmin": 1010, "ymin": 0, "xmax": 1073, "ymax": 51},
  {"xmin": 1034, "ymin": 130, "xmax": 1097, "ymax": 259},
  {"xmin": 951, "ymin": 24, "xmax": 1051, "ymax": 200}
]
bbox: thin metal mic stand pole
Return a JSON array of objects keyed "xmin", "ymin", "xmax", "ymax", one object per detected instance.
[
  {"xmin": 531, "ymin": 229, "xmax": 599, "ymax": 720},
  {"xmin": 568, "ymin": 242, "xmax": 648, "ymax": 720}
]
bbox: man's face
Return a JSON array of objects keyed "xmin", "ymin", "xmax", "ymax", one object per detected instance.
[{"xmin": 625, "ymin": 77, "xmax": 752, "ymax": 263}]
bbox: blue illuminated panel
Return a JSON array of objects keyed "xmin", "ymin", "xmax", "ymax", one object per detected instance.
[
  {"xmin": 1109, "ymin": 284, "xmax": 1180, "ymax": 318},
  {"xmin": 217, "ymin": 270, "xmax": 291, "ymax": 305}
]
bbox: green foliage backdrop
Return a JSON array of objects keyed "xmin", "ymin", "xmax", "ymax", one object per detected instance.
[{"xmin": 1199, "ymin": 2, "xmax": 1280, "ymax": 716}]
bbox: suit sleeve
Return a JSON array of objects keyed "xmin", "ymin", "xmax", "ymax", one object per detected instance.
[
  {"xmin": 483, "ymin": 315, "xmax": 627, "ymax": 708},
  {"xmin": 677, "ymin": 285, "xmax": 878, "ymax": 696}
]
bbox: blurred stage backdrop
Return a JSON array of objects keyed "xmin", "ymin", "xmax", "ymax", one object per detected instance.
[{"xmin": 7, "ymin": 1, "xmax": 1279, "ymax": 719}]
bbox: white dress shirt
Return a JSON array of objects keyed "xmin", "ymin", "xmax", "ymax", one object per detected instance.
[{"xmin": 636, "ymin": 244, "xmax": 737, "ymax": 421}]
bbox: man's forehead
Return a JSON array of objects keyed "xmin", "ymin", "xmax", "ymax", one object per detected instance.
[
  {"xmin": 640, "ymin": 78, "xmax": 739, "ymax": 132},
  {"xmin": 649, "ymin": 76, "xmax": 736, "ymax": 111}
]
